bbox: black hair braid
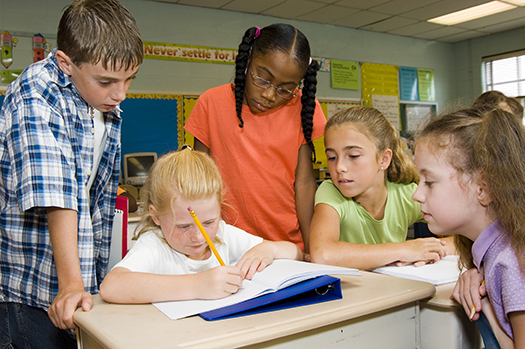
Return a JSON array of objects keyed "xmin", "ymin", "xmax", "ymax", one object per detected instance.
[
  {"xmin": 234, "ymin": 27, "xmax": 257, "ymax": 128},
  {"xmin": 300, "ymin": 59, "xmax": 319, "ymax": 162}
]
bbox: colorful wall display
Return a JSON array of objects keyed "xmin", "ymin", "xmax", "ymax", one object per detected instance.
[
  {"xmin": 417, "ymin": 68, "xmax": 436, "ymax": 101},
  {"xmin": 361, "ymin": 63, "xmax": 400, "ymax": 130},
  {"xmin": 143, "ymin": 41, "xmax": 237, "ymax": 64},
  {"xmin": 330, "ymin": 60, "xmax": 359, "ymax": 90},
  {"xmin": 399, "ymin": 66, "xmax": 419, "ymax": 101}
]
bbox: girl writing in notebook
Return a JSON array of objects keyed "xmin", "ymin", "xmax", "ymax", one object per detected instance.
[
  {"xmin": 309, "ymin": 106, "xmax": 450, "ymax": 270},
  {"xmin": 100, "ymin": 148, "xmax": 302, "ymax": 304},
  {"xmin": 184, "ymin": 23, "xmax": 326, "ymax": 253},
  {"xmin": 412, "ymin": 108, "xmax": 525, "ymax": 348}
]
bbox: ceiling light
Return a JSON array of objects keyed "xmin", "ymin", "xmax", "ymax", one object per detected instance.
[
  {"xmin": 501, "ymin": 0, "xmax": 525, "ymax": 5},
  {"xmin": 428, "ymin": 1, "xmax": 517, "ymax": 25}
]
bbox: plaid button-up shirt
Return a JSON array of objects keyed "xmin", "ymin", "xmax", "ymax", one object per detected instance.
[{"xmin": 0, "ymin": 49, "xmax": 121, "ymax": 310}]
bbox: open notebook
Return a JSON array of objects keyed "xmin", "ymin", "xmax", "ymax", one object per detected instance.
[
  {"xmin": 369, "ymin": 255, "xmax": 462, "ymax": 285},
  {"xmin": 153, "ymin": 259, "xmax": 360, "ymax": 320}
]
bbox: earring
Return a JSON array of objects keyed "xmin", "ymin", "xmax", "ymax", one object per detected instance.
[{"xmin": 381, "ymin": 167, "xmax": 384, "ymax": 170}]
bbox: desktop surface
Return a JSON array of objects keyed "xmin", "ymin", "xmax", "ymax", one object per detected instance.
[{"xmin": 75, "ymin": 271, "xmax": 435, "ymax": 349}]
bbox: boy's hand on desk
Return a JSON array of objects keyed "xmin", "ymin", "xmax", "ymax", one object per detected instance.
[
  {"xmin": 194, "ymin": 266, "xmax": 243, "ymax": 300},
  {"xmin": 48, "ymin": 285, "xmax": 93, "ymax": 329},
  {"xmin": 451, "ymin": 268, "xmax": 485, "ymax": 321}
]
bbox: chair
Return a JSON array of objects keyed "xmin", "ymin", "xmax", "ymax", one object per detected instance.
[
  {"xmin": 108, "ymin": 195, "xmax": 129, "ymax": 272},
  {"xmin": 119, "ymin": 184, "xmax": 139, "ymax": 200}
]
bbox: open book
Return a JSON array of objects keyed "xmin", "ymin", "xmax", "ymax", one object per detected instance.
[
  {"xmin": 369, "ymin": 255, "xmax": 462, "ymax": 285},
  {"xmin": 153, "ymin": 259, "xmax": 360, "ymax": 320}
]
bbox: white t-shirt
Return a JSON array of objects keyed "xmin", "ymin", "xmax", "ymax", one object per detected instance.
[{"xmin": 114, "ymin": 220, "xmax": 263, "ymax": 274}]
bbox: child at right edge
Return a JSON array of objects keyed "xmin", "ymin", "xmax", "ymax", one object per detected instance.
[{"xmin": 413, "ymin": 108, "xmax": 525, "ymax": 348}]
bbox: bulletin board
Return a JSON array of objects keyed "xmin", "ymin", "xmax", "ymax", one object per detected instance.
[
  {"xmin": 120, "ymin": 93, "xmax": 183, "ymax": 162},
  {"xmin": 182, "ymin": 95, "xmax": 199, "ymax": 146}
]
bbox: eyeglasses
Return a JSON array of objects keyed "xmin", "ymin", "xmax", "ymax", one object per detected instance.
[{"xmin": 249, "ymin": 69, "xmax": 300, "ymax": 99}]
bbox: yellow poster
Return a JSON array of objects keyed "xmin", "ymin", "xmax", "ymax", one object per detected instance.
[{"xmin": 361, "ymin": 63, "xmax": 401, "ymax": 130}]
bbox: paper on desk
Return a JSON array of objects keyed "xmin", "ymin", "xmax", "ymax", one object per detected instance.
[
  {"xmin": 369, "ymin": 254, "xmax": 462, "ymax": 285},
  {"xmin": 153, "ymin": 259, "xmax": 360, "ymax": 320}
]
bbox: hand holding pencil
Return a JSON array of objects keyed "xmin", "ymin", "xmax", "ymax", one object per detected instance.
[{"xmin": 450, "ymin": 268, "xmax": 486, "ymax": 321}]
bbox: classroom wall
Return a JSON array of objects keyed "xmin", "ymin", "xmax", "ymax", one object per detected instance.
[
  {"xmin": 0, "ymin": 0, "xmax": 457, "ymax": 109},
  {"xmin": 453, "ymin": 27, "xmax": 525, "ymax": 105}
]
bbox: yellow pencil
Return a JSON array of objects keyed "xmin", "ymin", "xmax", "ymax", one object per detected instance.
[
  {"xmin": 187, "ymin": 207, "xmax": 225, "ymax": 266},
  {"xmin": 469, "ymin": 280, "xmax": 486, "ymax": 320}
]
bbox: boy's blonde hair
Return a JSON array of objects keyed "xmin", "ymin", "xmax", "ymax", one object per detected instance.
[
  {"xmin": 416, "ymin": 108, "xmax": 525, "ymax": 271},
  {"xmin": 57, "ymin": 0, "xmax": 143, "ymax": 70},
  {"xmin": 325, "ymin": 106, "xmax": 419, "ymax": 184},
  {"xmin": 135, "ymin": 148, "xmax": 224, "ymax": 240}
]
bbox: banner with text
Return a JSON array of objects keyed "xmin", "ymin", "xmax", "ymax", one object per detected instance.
[{"xmin": 143, "ymin": 41, "xmax": 237, "ymax": 64}]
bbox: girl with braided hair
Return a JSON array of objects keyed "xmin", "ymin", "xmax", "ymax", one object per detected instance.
[{"xmin": 185, "ymin": 24, "xmax": 326, "ymax": 254}]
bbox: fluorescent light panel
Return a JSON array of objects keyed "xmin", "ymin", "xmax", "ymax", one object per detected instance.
[
  {"xmin": 428, "ymin": 1, "xmax": 517, "ymax": 26},
  {"xmin": 501, "ymin": 0, "xmax": 525, "ymax": 5}
]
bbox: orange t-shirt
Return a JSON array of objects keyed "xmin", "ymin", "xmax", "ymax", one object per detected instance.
[{"xmin": 184, "ymin": 84, "xmax": 326, "ymax": 250}]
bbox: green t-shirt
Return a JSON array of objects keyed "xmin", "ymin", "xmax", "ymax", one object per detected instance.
[{"xmin": 315, "ymin": 180, "xmax": 424, "ymax": 244}]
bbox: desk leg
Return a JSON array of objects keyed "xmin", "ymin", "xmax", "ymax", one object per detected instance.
[{"xmin": 77, "ymin": 328, "xmax": 106, "ymax": 349}]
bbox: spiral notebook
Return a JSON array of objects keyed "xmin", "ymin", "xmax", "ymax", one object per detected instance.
[{"xmin": 369, "ymin": 255, "xmax": 461, "ymax": 285}]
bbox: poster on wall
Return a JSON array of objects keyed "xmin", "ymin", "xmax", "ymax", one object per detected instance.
[
  {"xmin": 360, "ymin": 63, "xmax": 399, "ymax": 106},
  {"xmin": 399, "ymin": 67, "xmax": 419, "ymax": 101},
  {"xmin": 330, "ymin": 60, "xmax": 359, "ymax": 90},
  {"xmin": 372, "ymin": 95, "xmax": 400, "ymax": 130},
  {"xmin": 361, "ymin": 63, "xmax": 400, "ymax": 130},
  {"xmin": 405, "ymin": 104, "xmax": 433, "ymax": 133},
  {"xmin": 417, "ymin": 68, "xmax": 436, "ymax": 101}
]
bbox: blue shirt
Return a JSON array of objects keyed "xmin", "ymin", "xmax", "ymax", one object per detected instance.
[
  {"xmin": 0, "ymin": 49, "xmax": 122, "ymax": 310},
  {"xmin": 473, "ymin": 220, "xmax": 525, "ymax": 339}
]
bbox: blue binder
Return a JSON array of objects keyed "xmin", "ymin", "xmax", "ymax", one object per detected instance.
[{"xmin": 199, "ymin": 275, "xmax": 342, "ymax": 321}]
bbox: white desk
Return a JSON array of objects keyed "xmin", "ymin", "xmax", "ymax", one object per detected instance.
[
  {"xmin": 420, "ymin": 282, "xmax": 483, "ymax": 349},
  {"xmin": 74, "ymin": 271, "xmax": 435, "ymax": 349}
]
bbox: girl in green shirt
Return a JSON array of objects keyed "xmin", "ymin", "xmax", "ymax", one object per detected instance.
[{"xmin": 310, "ymin": 106, "xmax": 451, "ymax": 269}]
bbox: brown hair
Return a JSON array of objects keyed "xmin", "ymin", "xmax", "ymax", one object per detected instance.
[
  {"xmin": 57, "ymin": 0, "xmax": 143, "ymax": 70},
  {"xmin": 416, "ymin": 108, "xmax": 525, "ymax": 271},
  {"xmin": 325, "ymin": 106, "xmax": 419, "ymax": 184},
  {"xmin": 472, "ymin": 90, "xmax": 524, "ymax": 121},
  {"xmin": 134, "ymin": 148, "xmax": 225, "ymax": 241}
]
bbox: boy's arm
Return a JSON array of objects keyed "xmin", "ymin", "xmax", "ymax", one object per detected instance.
[
  {"xmin": 46, "ymin": 207, "xmax": 92, "ymax": 330},
  {"xmin": 295, "ymin": 144, "xmax": 318, "ymax": 253}
]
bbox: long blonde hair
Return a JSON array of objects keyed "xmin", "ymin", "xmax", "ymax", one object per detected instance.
[
  {"xmin": 134, "ymin": 148, "xmax": 224, "ymax": 240},
  {"xmin": 416, "ymin": 108, "xmax": 525, "ymax": 271},
  {"xmin": 325, "ymin": 106, "xmax": 419, "ymax": 184}
]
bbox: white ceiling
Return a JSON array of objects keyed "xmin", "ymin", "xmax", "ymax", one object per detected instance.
[{"xmin": 147, "ymin": 0, "xmax": 525, "ymax": 42}]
